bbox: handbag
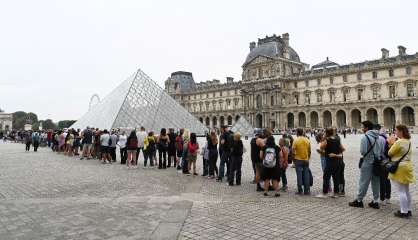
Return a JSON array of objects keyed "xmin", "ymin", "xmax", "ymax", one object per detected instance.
[
  {"xmin": 359, "ymin": 135, "xmax": 376, "ymax": 169},
  {"xmin": 384, "ymin": 142, "xmax": 410, "ymax": 174}
]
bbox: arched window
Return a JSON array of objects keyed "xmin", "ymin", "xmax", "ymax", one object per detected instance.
[{"xmin": 256, "ymin": 95, "xmax": 262, "ymax": 109}]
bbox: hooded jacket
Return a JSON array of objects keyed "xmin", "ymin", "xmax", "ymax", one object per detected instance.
[{"xmin": 360, "ymin": 130, "xmax": 383, "ymax": 162}]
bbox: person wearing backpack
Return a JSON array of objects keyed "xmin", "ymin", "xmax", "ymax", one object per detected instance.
[
  {"xmin": 144, "ymin": 132, "xmax": 156, "ymax": 168},
  {"xmin": 228, "ymin": 132, "xmax": 244, "ymax": 186},
  {"xmin": 157, "ymin": 128, "xmax": 170, "ymax": 169},
  {"xmin": 260, "ymin": 136, "xmax": 281, "ymax": 197},
  {"xmin": 292, "ymin": 128, "xmax": 312, "ymax": 195},
  {"xmin": 349, "ymin": 121, "xmax": 383, "ymax": 209},
  {"xmin": 32, "ymin": 131, "xmax": 40, "ymax": 152},
  {"xmin": 187, "ymin": 133, "xmax": 199, "ymax": 176}
]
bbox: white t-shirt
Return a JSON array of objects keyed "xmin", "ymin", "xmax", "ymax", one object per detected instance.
[
  {"xmin": 117, "ymin": 135, "xmax": 127, "ymax": 148},
  {"xmin": 100, "ymin": 133, "xmax": 110, "ymax": 147},
  {"xmin": 136, "ymin": 131, "xmax": 147, "ymax": 148}
]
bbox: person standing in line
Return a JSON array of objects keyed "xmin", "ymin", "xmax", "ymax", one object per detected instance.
[
  {"xmin": 250, "ymin": 130, "xmax": 262, "ymax": 184},
  {"xmin": 207, "ymin": 131, "xmax": 219, "ymax": 179},
  {"xmin": 228, "ymin": 132, "xmax": 244, "ymax": 186},
  {"xmin": 118, "ymin": 131, "xmax": 127, "ymax": 165},
  {"xmin": 73, "ymin": 129, "xmax": 81, "ymax": 156},
  {"xmin": 144, "ymin": 131, "xmax": 156, "ymax": 168},
  {"xmin": 387, "ymin": 125, "xmax": 415, "ymax": 218},
  {"xmin": 32, "ymin": 131, "xmax": 40, "ymax": 152},
  {"xmin": 94, "ymin": 129, "xmax": 101, "ymax": 159},
  {"xmin": 167, "ymin": 128, "xmax": 177, "ymax": 168},
  {"xmin": 109, "ymin": 130, "xmax": 118, "ymax": 162},
  {"xmin": 100, "ymin": 129, "xmax": 111, "ymax": 164},
  {"xmin": 157, "ymin": 128, "xmax": 170, "ymax": 169},
  {"xmin": 201, "ymin": 135, "xmax": 210, "ymax": 177},
  {"xmin": 349, "ymin": 121, "xmax": 382, "ymax": 209},
  {"xmin": 126, "ymin": 130, "xmax": 138, "ymax": 169},
  {"xmin": 182, "ymin": 129, "xmax": 190, "ymax": 174},
  {"xmin": 254, "ymin": 129, "xmax": 269, "ymax": 191},
  {"xmin": 260, "ymin": 135, "xmax": 281, "ymax": 197},
  {"xmin": 217, "ymin": 126, "xmax": 233, "ymax": 182},
  {"xmin": 187, "ymin": 133, "xmax": 199, "ymax": 176},
  {"xmin": 25, "ymin": 131, "xmax": 32, "ymax": 151},
  {"xmin": 316, "ymin": 128, "xmax": 345, "ymax": 198},
  {"xmin": 292, "ymin": 128, "xmax": 312, "ymax": 195},
  {"xmin": 278, "ymin": 137, "xmax": 289, "ymax": 192},
  {"xmin": 47, "ymin": 130, "xmax": 52, "ymax": 148},
  {"xmin": 376, "ymin": 124, "xmax": 391, "ymax": 205},
  {"xmin": 136, "ymin": 127, "xmax": 147, "ymax": 165},
  {"xmin": 80, "ymin": 127, "xmax": 93, "ymax": 160},
  {"xmin": 175, "ymin": 129, "xmax": 184, "ymax": 170}
]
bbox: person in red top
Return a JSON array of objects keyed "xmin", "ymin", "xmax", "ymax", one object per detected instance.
[
  {"xmin": 187, "ymin": 133, "xmax": 199, "ymax": 176},
  {"xmin": 47, "ymin": 130, "xmax": 53, "ymax": 147}
]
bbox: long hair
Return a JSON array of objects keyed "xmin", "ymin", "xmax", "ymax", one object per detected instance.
[
  {"xmin": 210, "ymin": 131, "xmax": 218, "ymax": 145},
  {"xmin": 160, "ymin": 128, "xmax": 167, "ymax": 136},
  {"xmin": 396, "ymin": 124, "xmax": 411, "ymax": 139},
  {"xmin": 129, "ymin": 130, "xmax": 136, "ymax": 139},
  {"xmin": 190, "ymin": 133, "xmax": 197, "ymax": 144}
]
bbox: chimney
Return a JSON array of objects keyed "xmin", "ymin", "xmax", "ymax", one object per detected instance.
[
  {"xmin": 226, "ymin": 77, "xmax": 234, "ymax": 83},
  {"xmin": 381, "ymin": 48, "xmax": 389, "ymax": 59},
  {"xmin": 281, "ymin": 33, "xmax": 290, "ymax": 59},
  {"xmin": 249, "ymin": 42, "xmax": 256, "ymax": 51},
  {"xmin": 398, "ymin": 45, "xmax": 406, "ymax": 56}
]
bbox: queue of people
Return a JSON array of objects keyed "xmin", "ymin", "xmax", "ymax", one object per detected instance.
[{"xmin": 16, "ymin": 121, "xmax": 416, "ymax": 219}]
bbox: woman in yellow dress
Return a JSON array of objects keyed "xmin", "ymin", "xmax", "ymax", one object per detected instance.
[{"xmin": 387, "ymin": 124, "xmax": 416, "ymax": 218}]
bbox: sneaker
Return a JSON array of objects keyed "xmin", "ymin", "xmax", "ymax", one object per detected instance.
[
  {"xmin": 228, "ymin": 183, "xmax": 234, "ymax": 186},
  {"xmin": 368, "ymin": 201, "xmax": 380, "ymax": 209},
  {"xmin": 274, "ymin": 193, "xmax": 280, "ymax": 197},
  {"xmin": 80, "ymin": 157, "xmax": 84, "ymax": 160},
  {"xmin": 193, "ymin": 173, "xmax": 198, "ymax": 176},
  {"xmin": 263, "ymin": 192, "xmax": 268, "ymax": 197},
  {"xmin": 408, "ymin": 211, "xmax": 412, "ymax": 217},
  {"xmin": 216, "ymin": 178, "xmax": 222, "ymax": 182},
  {"xmin": 349, "ymin": 200, "xmax": 364, "ymax": 208},
  {"xmin": 394, "ymin": 211, "xmax": 410, "ymax": 218}
]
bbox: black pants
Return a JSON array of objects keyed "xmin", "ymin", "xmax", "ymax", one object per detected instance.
[
  {"xmin": 167, "ymin": 149, "xmax": 176, "ymax": 167},
  {"xmin": 158, "ymin": 149, "xmax": 167, "ymax": 168},
  {"xmin": 337, "ymin": 160, "xmax": 345, "ymax": 193},
  {"xmin": 380, "ymin": 170, "xmax": 391, "ymax": 200},
  {"xmin": 208, "ymin": 150, "xmax": 218, "ymax": 176},
  {"xmin": 202, "ymin": 157, "xmax": 209, "ymax": 176},
  {"xmin": 33, "ymin": 141, "xmax": 39, "ymax": 152},
  {"xmin": 120, "ymin": 148, "xmax": 127, "ymax": 164},
  {"xmin": 25, "ymin": 142, "xmax": 31, "ymax": 151},
  {"xmin": 109, "ymin": 147, "xmax": 116, "ymax": 161},
  {"xmin": 228, "ymin": 155, "xmax": 243, "ymax": 185},
  {"xmin": 323, "ymin": 158, "xmax": 340, "ymax": 194}
]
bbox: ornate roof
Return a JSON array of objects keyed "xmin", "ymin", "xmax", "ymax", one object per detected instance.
[
  {"xmin": 311, "ymin": 57, "xmax": 339, "ymax": 70},
  {"xmin": 243, "ymin": 35, "xmax": 300, "ymax": 66}
]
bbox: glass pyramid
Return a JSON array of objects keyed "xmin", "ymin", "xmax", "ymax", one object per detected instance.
[
  {"xmin": 230, "ymin": 117, "xmax": 254, "ymax": 137},
  {"xmin": 71, "ymin": 69, "xmax": 208, "ymax": 135}
]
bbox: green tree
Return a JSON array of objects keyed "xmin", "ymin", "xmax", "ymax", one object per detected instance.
[
  {"xmin": 58, "ymin": 120, "xmax": 76, "ymax": 129},
  {"xmin": 42, "ymin": 119, "xmax": 57, "ymax": 130}
]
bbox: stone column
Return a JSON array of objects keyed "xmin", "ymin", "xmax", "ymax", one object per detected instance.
[
  {"xmin": 414, "ymin": 107, "xmax": 418, "ymax": 127},
  {"xmin": 347, "ymin": 109, "xmax": 352, "ymax": 128},
  {"xmin": 331, "ymin": 110, "xmax": 337, "ymax": 128},
  {"xmin": 306, "ymin": 111, "xmax": 311, "ymax": 128},
  {"xmin": 294, "ymin": 112, "xmax": 299, "ymax": 128},
  {"xmin": 318, "ymin": 111, "xmax": 323, "ymax": 128},
  {"xmin": 395, "ymin": 106, "xmax": 401, "ymax": 125},
  {"xmin": 377, "ymin": 108, "xmax": 384, "ymax": 126}
]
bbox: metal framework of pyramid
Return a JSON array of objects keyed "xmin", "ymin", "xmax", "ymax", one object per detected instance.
[
  {"xmin": 71, "ymin": 69, "xmax": 208, "ymax": 134},
  {"xmin": 230, "ymin": 117, "xmax": 254, "ymax": 137}
]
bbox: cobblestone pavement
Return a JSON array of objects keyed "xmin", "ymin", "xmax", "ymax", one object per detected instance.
[{"xmin": 0, "ymin": 134, "xmax": 417, "ymax": 240}]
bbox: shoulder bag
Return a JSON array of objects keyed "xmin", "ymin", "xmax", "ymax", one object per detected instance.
[{"xmin": 384, "ymin": 142, "xmax": 411, "ymax": 174}]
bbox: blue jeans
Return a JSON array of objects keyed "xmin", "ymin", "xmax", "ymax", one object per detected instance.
[
  {"xmin": 280, "ymin": 169, "xmax": 288, "ymax": 187},
  {"xmin": 219, "ymin": 151, "xmax": 230, "ymax": 180},
  {"xmin": 294, "ymin": 159, "xmax": 310, "ymax": 193},
  {"xmin": 320, "ymin": 155, "xmax": 326, "ymax": 172},
  {"xmin": 144, "ymin": 150, "xmax": 153, "ymax": 166},
  {"xmin": 356, "ymin": 157, "xmax": 380, "ymax": 202}
]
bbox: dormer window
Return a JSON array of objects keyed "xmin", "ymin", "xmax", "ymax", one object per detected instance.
[{"xmin": 372, "ymin": 71, "xmax": 378, "ymax": 79}]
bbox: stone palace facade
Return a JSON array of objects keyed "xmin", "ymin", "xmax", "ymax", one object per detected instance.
[{"xmin": 165, "ymin": 33, "xmax": 418, "ymax": 131}]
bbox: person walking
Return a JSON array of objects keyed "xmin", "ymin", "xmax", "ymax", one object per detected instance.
[
  {"xmin": 126, "ymin": 130, "xmax": 138, "ymax": 168},
  {"xmin": 118, "ymin": 131, "xmax": 127, "ymax": 165},
  {"xmin": 349, "ymin": 121, "xmax": 383, "ymax": 209},
  {"xmin": 387, "ymin": 125, "xmax": 415, "ymax": 218},
  {"xmin": 187, "ymin": 133, "xmax": 199, "ymax": 176},
  {"xmin": 228, "ymin": 132, "xmax": 244, "ymax": 186},
  {"xmin": 157, "ymin": 128, "xmax": 169, "ymax": 169},
  {"xmin": 260, "ymin": 135, "xmax": 281, "ymax": 197},
  {"xmin": 292, "ymin": 128, "xmax": 312, "ymax": 195},
  {"xmin": 25, "ymin": 131, "xmax": 32, "ymax": 151}
]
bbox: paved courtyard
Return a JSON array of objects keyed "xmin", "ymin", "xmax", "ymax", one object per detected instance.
[{"xmin": 0, "ymin": 135, "xmax": 417, "ymax": 240}]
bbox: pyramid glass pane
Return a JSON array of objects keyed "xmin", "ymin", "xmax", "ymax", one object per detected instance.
[
  {"xmin": 231, "ymin": 117, "xmax": 254, "ymax": 137},
  {"xmin": 72, "ymin": 68, "xmax": 208, "ymax": 135}
]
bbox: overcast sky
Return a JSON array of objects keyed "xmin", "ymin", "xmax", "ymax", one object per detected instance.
[{"xmin": 1, "ymin": 0, "xmax": 417, "ymax": 121}]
